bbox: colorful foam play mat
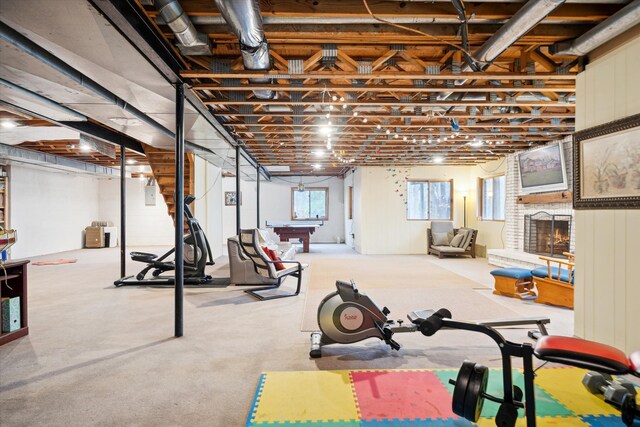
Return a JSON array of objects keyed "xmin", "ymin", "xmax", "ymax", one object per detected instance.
[{"xmin": 245, "ymin": 367, "xmax": 640, "ymax": 426}]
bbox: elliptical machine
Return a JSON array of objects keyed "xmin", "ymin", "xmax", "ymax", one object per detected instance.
[
  {"xmin": 114, "ymin": 195, "xmax": 221, "ymax": 287},
  {"xmin": 309, "ymin": 280, "xmax": 550, "ymax": 358}
]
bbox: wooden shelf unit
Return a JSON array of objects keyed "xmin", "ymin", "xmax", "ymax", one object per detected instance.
[
  {"xmin": 0, "ymin": 259, "xmax": 30, "ymax": 346},
  {"xmin": 0, "ymin": 176, "xmax": 8, "ymax": 229}
]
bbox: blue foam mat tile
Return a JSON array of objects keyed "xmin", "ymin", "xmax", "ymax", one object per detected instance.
[{"xmin": 581, "ymin": 414, "xmax": 640, "ymax": 426}]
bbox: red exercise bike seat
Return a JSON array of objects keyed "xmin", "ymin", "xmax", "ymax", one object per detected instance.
[{"xmin": 534, "ymin": 336, "xmax": 639, "ymax": 376}]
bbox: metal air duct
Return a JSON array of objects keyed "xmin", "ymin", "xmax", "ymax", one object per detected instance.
[
  {"xmin": 467, "ymin": 0, "xmax": 566, "ymax": 70},
  {"xmin": 214, "ymin": 0, "xmax": 276, "ymax": 99},
  {"xmin": 155, "ymin": 0, "xmax": 211, "ymax": 56},
  {"xmin": 550, "ymin": 0, "xmax": 640, "ymax": 56}
]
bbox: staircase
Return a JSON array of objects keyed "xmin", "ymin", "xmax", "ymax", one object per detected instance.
[{"xmin": 143, "ymin": 144, "xmax": 195, "ymax": 219}]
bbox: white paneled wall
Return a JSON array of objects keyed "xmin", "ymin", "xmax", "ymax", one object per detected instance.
[{"xmin": 574, "ymin": 35, "xmax": 640, "ymax": 353}]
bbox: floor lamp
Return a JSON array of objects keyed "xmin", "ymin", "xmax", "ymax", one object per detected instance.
[{"xmin": 460, "ymin": 190, "xmax": 468, "ymax": 228}]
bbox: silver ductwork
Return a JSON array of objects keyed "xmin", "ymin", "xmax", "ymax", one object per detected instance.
[
  {"xmin": 550, "ymin": 0, "xmax": 640, "ymax": 56},
  {"xmin": 467, "ymin": 0, "xmax": 566, "ymax": 70},
  {"xmin": 214, "ymin": 0, "xmax": 276, "ymax": 99},
  {"xmin": 155, "ymin": 0, "xmax": 211, "ymax": 56},
  {"xmin": 442, "ymin": 0, "xmax": 565, "ymax": 99}
]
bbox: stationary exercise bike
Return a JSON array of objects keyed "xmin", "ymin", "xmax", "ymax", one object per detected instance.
[
  {"xmin": 309, "ymin": 280, "xmax": 550, "ymax": 358},
  {"xmin": 114, "ymin": 195, "xmax": 222, "ymax": 287},
  {"xmin": 418, "ymin": 309, "xmax": 640, "ymax": 427}
]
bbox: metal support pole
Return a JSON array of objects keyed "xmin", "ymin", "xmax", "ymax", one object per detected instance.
[
  {"xmin": 120, "ymin": 147, "xmax": 126, "ymax": 278},
  {"xmin": 256, "ymin": 165, "xmax": 260, "ymax": 228},
  {"xmin": 236, "ymin": 145, "xmax": 241, "ymax": 235},
  {"xmin": 175, "ymin": 83, "xmax": 185, "ymax": 337}
]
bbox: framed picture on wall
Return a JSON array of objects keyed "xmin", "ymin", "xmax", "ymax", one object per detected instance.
[
  {"xmin": 225, "ymin": 191, "xmax": 241, "ymax": 206},
  {"xmin": 573, "ymin": 113, "xmax": 640, "ymax": 209}
]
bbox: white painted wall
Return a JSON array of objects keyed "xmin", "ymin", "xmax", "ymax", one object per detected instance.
[
  {"xmin": 97, "ymin": 178, "xmax": 174, "ymax": 246},
  {"xmin": 8, "ymin": 163, "xmax": 178, "ymax": 258},
  {"xmin": 468, "ymin": 158, "xmax": 508, "ymax": 252},
  {"xmin": 344, "ymin": 170, "xmax": 355, "ymax": 247},
  {"xmin": 9, "ymin": 164, "xmax": 100, "ymax": 258},
  {"xmin": 220, "ymin": 175, "xmax": 345, "ymax": 246},
  {"xmin": 574, "ymin": 35, "xmax": 640, "ymax": 353},
  {"xmin": 221, "ymin": 176, "xmax": 258, "ymax": 247},
  {"xmin": 193, "ymin": 156, "xmax": 224, "ymax": 259},
  {"xmin": 357, "ymin": 165, "xmax": 475, "ymax": 254}
]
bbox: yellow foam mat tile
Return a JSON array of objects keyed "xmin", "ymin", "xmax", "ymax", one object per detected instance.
[
  {"xmin": 252, "ymin": 370, "xmax": 359, "ymax": 424},
  {"xmin": 476, "ymin": 416, "xmax": 591, "ymax": 427},
  {"xmin": 533, "ymin": 368, "xmax": 618, "ymax": 416}
]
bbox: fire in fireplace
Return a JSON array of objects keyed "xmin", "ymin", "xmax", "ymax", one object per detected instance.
[{"xmin": 524, "ymin": 212, "xmax": 572, "ymax": 257}]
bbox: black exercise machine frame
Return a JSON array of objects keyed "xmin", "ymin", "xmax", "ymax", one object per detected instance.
[
  {"xmin": 435, "ymin": 318, "xmax": 537, "ymax": 426},
  {"xmin": 114, "ymin": 195, "xmax": 218, "ymax": 287}
]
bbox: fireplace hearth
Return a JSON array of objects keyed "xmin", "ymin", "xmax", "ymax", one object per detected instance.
[{"xmin": 524, "ymin": 212, "xmax": 572, "ymax": 257}]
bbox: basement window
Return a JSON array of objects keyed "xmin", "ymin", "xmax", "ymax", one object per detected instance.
[
  {"xmin": 292, "ymin": 187, "xmax": 328, "ymax": 220},
  {"xmin": 479, "ymin": 175, "xmax": 506, "ymax": 221},
  {"xmin": 407, "ymin": 180, "xmax": 453, "ymax": 220}
]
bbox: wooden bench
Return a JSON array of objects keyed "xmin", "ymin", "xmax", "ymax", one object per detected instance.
[{"xmin": 532, "ymin": 253, "xmax": 575, "ymax": 309}]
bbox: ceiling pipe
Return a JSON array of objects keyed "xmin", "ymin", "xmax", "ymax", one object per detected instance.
[
  {"xmin": 155, "ymin": 0, "xmax": 211, "ymax": 56},
  {"xmin": 441, "ymin": 0, "xmax": 565, "ymax": 103},
  {"xmin": 214, "ymin": 0, "xmax": 276, "ymax": 100},
  {"xmin": 466, "ymin": 0, "xmax": 566, "ymax": 71},
  {"xmin": 550, "ymin": 0, "xmax": 640, "ymax": 56}
]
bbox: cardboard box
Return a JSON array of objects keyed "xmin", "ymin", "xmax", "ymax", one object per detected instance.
[
  {"xmin": 1, "ymin": 297, "xmax": 20, "ymax": 332},
  {"xmin": 85, "ymin": 226, "xmax": 105, "ymax": 248}
]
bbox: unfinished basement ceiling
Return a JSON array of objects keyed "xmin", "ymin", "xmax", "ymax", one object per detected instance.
[
  {"xmin": 0, "ymin": 0, "xmax": 264, "ymax": 179},
  {"xmin": 138, "ymin": 0, "xmax": 639, "ymax": 174}
]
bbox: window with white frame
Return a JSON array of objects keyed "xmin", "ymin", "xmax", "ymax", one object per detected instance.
[
  {"xmin": 291, "ymin": 187, "xmax": 328, "ymax": 220},
  {"xmin": 480, "ymin": 175, "xmax": 506, "ymax": 220},
  {"xmin": 406, "ymin": 180, "xmax": 453, "ymax": 220}
]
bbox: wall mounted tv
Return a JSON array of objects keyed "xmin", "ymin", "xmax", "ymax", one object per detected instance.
[{"xmin": 517, "ymin": 142, "xmax": 568, "ymax": 194}]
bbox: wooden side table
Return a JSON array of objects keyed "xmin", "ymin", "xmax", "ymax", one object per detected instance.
[{"xmin": 0, "ymin": 259, "xmax": 30, "ymax": 346}]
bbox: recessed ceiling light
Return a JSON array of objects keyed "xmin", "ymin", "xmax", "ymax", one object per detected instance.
[
  {"xmin": 80, "ymin": 144, "xmax": 91, "ymax": 152},
  {"xmin": 433, "ymin": 156, "xmax": 444, "ymax": 163},
  {"xmin": 376, "ymin": 124, "xmax": 381, "ymax": 130},
  {"xmin": 332, "ymin": 95, "xmax": 337, "ymax": 101},
  {"xmin": 353, "ymin": 111, "xmax": 358, "ymax": 117},
  {"xmin": 312, "ymin": 164, "xmax": 322, "ymax": 169},
  {"xmin": 385, "ymin": 129, "xmax": 390, "ymax": 135},
  {"xmin": 127, "ymin": 159, "xmax": 136, "ymax": 165},
  {"xmin": 363, "ymin": 118, "xmax": 367, "ymax": 123},
  {"xmin": 0, "ymin": 121, "xmax": 17, "ymax": 129},
  {"xmin": 313, "ymin": 150, "xmax": 325, "ymax": 157}
]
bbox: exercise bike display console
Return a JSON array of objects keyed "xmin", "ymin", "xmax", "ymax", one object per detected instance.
[{"xmin": 309, "ymin": 280, "xmax": 550, "ymax": 359}]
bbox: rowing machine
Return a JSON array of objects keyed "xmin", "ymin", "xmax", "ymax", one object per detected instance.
[{"xmin": 309, "ymin": 280, "xmax": 550, "ymax": 358}]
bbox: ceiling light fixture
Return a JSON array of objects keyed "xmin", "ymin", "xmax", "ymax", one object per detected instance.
[
  {"xmin": 433, "ymin": 156, "xmax": 444, "ymax": 163},
  {"xmin": 80, "ymin": 144, "xmax": 91, "ymax": 152},
  {"xmin": 0, "ymin": 120, "xmax": 17, "ymax": 129},
  {"xmin": 127, "ymin": 159, "xmax": 136, "ymax": 165},
  {"xmin": 376, "ymin": 124, "xmax": 381, "ymax": 130}
]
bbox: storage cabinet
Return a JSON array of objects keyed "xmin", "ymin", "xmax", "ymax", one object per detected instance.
[{"xmin": 0, "ymin": 260, "xmax": 29, "ymax": 346}]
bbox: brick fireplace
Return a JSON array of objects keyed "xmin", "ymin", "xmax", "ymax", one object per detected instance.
[{"xmin": 488, "ymin": 139, "xmax": 575, "ymax": 268}]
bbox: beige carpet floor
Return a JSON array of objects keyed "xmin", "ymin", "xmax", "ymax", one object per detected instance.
[
  {"xmin": 306, "ymin": 255, "xmax": 485, "ymax": 290},
  {"xmin": 300, "ymin": 252, "xmax": 520, "ymax": 331}
]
